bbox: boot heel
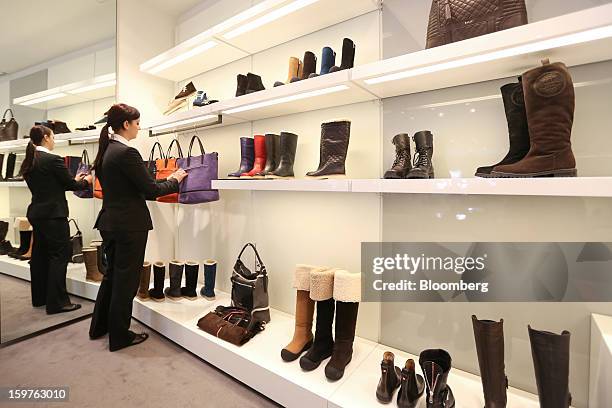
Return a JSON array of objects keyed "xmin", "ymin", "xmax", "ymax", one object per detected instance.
[{"xmin": 552, "ymin": 168, "xmax": 577, "ymax": 177}]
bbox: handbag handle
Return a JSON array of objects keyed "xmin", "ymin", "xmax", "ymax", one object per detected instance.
[
  {"xmin": 68, "ymin": 218, "xmax": 81, "ymax": 234},
  {"xmin": 166, "ymin": 138, "xmax": 184, "ymax": 159},
  {"xmin": 2, "ymin": 109, "xmax": 14, "ymax": 121},
  {"xmin": 236, "ymin": 243, "xmax": 266, "ymax": 275},
  {"xmin": 148, "ymin": 141, "xmax": 164, "ymax": 162},
  {"xmin": 80, "ymin": 149, "xmax": 90, "ymax": 166},
  {"xmin": 187, "ymin": 135, "xmax": 206, "ymax": 166}
]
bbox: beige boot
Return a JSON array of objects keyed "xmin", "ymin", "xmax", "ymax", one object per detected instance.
[{"xmin": 83, "ymin": 247, "xmax": 103, "ymax": 282}]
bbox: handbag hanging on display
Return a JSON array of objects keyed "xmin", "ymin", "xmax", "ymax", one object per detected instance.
[
  {"xmin": 73, "ymin": 149, "xmax": 93, "ymax": 199},
  {"xmin": 425, "ymin": 0, "xmax": 528, "ymax": 49},
  {"xmin": 197, "ymin": 306, "xmax": 265, "ymax": 346},
  {"xmin": 0, "ymin": 109, "xmax": 18, "ymax": 142},
  {"xmin": 177, "ymin": 135, "xmax": 219, "ymax": 204},
  {"xmin": 146, "ymin": 141, "xmax": 164, "ymax": 179},
  {"xmin": 64, "ymin": 155, "xmax": 82, "ymax": 178},
  {"xmin": 69, "ymin": 218, "xmax": 83, "ymax": 263},
  {"xmin": 231, "ymin": 243, "xmax": 270, "ymax": 324},
  {"xmin": 93, "ymin": 174, "xmax": 103, "ymax": 199},
  {"xmin": 156, "ymin": 139, "xmax": 183, "ymax": 203}
]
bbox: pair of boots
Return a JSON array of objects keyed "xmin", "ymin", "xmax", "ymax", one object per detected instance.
[
  {"xmin": 8, "ymin": 218, "xmax": 33, "ymax": 261},
  {"xmin": 281, "ymin": 265, "xmax": 361, "ymax": 381},
  {"xmin": 236, "ymin": 73, "xmax": 265, "ymax": 96},
  {"xmin": 384, "ymin": 131, "xmax": 435, "ymax": 179},
  {"xmin": 476, "ymin": 60, "xmax": 576, "ymax": 178},
  {"xmin": 228, "ymin": 133, "xmax": 299, "ymax": 179},
  {"xmin": 164, "ymin": 81, "xmax": 197, "ymax": 115},
  {"xmin": 472, "ymin": 315, "xmax": 571, "ymax": 408},
  {"xmin": 377, "ymin": 353, "xmax": 425, "ymax": 407},
  {"xmin": 0, "ymin": 220, "xmax": 15, "ymax": 255},
  {"xmin": 141, "ymin": 260, "xmax": 217, "ymax": 301}
]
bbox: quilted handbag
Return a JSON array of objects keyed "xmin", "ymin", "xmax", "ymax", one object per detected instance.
[
  {"xmin": 73, "ymin": 149, "xmax": 93, "ymax": 199},
  {"xmin": 156, "ymin": 139, "xmax": 183, "ymax": 203},
  {"xmin": 231, "ymin": 243, "xmax": 270, "ymax": 325},
  {"xmin": 0, "ymin": 109, "xmax": 18, "ymax": 141},
  {"xmin": 69, "ymin": 218, "xmax": 83, "ymax": 263},
  {"xmin": 177, "ymin": 135, "xmax": 219, "ymax": 204},
  {"xmin": 426, "ymin": 0, "xmax": 528, "ymax": 48}
]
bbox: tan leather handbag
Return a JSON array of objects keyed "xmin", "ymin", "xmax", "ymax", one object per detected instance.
[{"xmin": 426, "ymin": 0, "xmax": 528, "ymax": 49}]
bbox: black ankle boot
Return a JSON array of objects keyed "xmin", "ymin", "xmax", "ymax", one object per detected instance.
[
  {"xmin": 397, "ymin": 359, "xmax": 425, "ymax": 408},
  {"xmin": 245, "ymin": 72, "xmax": 265, "ymax": 94},
  {"xmin": 306, "ymin": 121, "xmax": 351, "ymax": 178},
  {"xmin": 148, "ymin": 262, "xmax": 166, "ymax": 301},
  {"xmin": 419, "ymin": 349, "xmax": 455, "ymax": 408},
  {"xmin": 476, "ymin": 79, "xmax": 530, "ymax": 177},
  {"xmin": 407, "ymin": 131, "xmax": 434, "ymax": 179},
  {"xmin": 181, "ymin": 262, "xmax": 199, "ymax": 300},
  {"xmin": 164, "ymin": 261, "xmax": 184, "ymax": 300},
  {"xmin": 9, "ymin": 230, "xmax": 31, "ymax": 258},
  {"xmin": 236, "ymin": 74, "xmax": 248, "ymax": 97},
  {"xmin": 376, "ymin": 351, "xmax": 401, "ymax": 403},
  {"xmin": 228, "ymin": 137, "xmax": 254, "ymax": 178},
  {"xmin": 329, "ymin": 38, "xmax": 355, "ymax": 73},
  {"xmin": 269, "ymin": 132, "xmax": 298, "ymax": 178},
  {"xmin": 0, "ymin": 220, "xmax": 8, "ymax": 241},
  {"xmin": 299, "ymin": 298, "xmax": 334, "ymax": 371},
  {"xmin": 384, "ymin": 133, "xmax": 411, "ymax": 179}
]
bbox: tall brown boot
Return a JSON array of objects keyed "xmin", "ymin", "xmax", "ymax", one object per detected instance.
[
  {"xmin": 281, "ymin": 264, "xmax": 317, "ymax": 362},
  {"xmin": 472, "ymin": 315, "xmax": 508, "ymax": 408},
  {"xmin": 137, "ymin": 262, "xmax": 151, "ymax": 300},
  {"xmin": 492, "ymin": 60, "xmax": 576, "ymax": 177},
  {"xmin": 83, "ymin": 247, "xmax": 103, "ymax": 282},
  {"xmin": 529, "ymin": 326, "xmax": 571, "ymax": 408}
]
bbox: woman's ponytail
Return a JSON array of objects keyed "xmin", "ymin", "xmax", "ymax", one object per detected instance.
[
  {"xmin": 19, "ymin": 125, "xmax": 52, "ymax": 176},
  {"xmin": 92, "ymin": 104, "xmax": 140, "ymax": 171}
]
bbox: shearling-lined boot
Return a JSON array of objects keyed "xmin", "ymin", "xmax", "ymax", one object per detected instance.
[
  {"xmin": 164, "ymin": 260, "xmax": 184, "ymax": 300},
  {"xmin": 492, "ymin": 60, "xmax": 576, "ymax": 177},
  {"xmin": 84, "ymin": 247, "xmax": 103, "ymax": 282},
  {"xmin": 300, "ymin": 268, "xmax": 335, "ymax": 371},
  {"xmin": 148, "ymin": 261, "xmax": 166, "ymax": 301},
  {"xmin": 201, "ymin": 259, "xmax": 217, "ymax": 300},
  {"xmin": 281, "ymin": 264, "xmax": 317, "ymax": 362},
  {"xmin": 325, "ymin": 270, "xmax": 360, "ymax": 381},
  {"xmin": 181, "ymin": 262, "xmax": 199, "ymax": 300},
  {"xmin": 136, "ymin": 262, "xmax": 151, "ymax": 300}
]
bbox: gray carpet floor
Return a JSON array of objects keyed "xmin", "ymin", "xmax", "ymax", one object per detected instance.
[
  {"xmin": 0, "ymin": 318, "xmax": 281, "ymax": 408},
  {"xmin": 1, "ymin": 273, "xmax": 94, "ymax": 344}
]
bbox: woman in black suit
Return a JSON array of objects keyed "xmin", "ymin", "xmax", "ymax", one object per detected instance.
[
  {"xmin": 88, "ymin": 103, "xmax": 186, "ymax": 352},
  {"xmin": 22, "ymin": 125, "xmax": 93, "ymax": 314}
]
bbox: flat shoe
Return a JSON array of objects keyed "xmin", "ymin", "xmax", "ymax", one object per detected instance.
[
  {"xmin": 47, "ymin": 303, "xmax": 81, "ymax": 315},
  {"xmin": 110, "ymin": 332, "xmax": 149, "ymax": 352}
]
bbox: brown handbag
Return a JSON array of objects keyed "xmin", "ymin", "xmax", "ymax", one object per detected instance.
[
  {"xmin": 197, "ymin": 306, "xmax": 265, "ymax": 346},
  {"xmin": 0, "ymin": 109, "xmax": 18, "ymax": 141},
  {"xmin": 426, "ymin": 0, "xmax": 528, "ymax": 49}
]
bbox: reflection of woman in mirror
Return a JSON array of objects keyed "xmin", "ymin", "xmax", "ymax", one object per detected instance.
[
  {"xmin": 22, "ymin": 125, "xmax": 93, "ymax": 314},
  {"xmin": 88, "ymin": 104, "xmax": 186, "ymax": 352}
]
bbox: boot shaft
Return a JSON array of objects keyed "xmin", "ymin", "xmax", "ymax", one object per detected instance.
[
  {"xmin": 0, "ymin": 220, "xmax": 8, "ymax": 241},
  {"xmin": 500, "ymin": 80, "xmax": 530, "ymax": 157},
  {"xmin": 240, "ymin": 137, "xmax": 255, "ymax": 169},
  {"xmin": 419, "ymin": 349, "xmax": 452, "ymax": 405},
  {"xmin": 168, "ymin": 261, "xmax": 184, "ymax": 284},
  {"xmin": 5, "ymin": 153, "xmax": 15, "ymax": 180},
  {"xmin": 236, "ymin": 74, "xmax": 248, "ymax": 97},
  {"xmin": 340, "ymin": 38, "xmax": 355, "ymax": 70},
  {"xmin": 392, "ymin": 133, "xmax": 411, "ymax": 169},
  {"xmin": 413, "ymin": 130, "xmax": 434, "ymax": 157},
  {"xmin": 398, "ymin": 359, "xmax": 425, "ymax": 406},
  {"xmin": 138, "ymin": 262, "xmax": 151, "ymax": 297},
  {"xmin": 522, "ymin": 61, "xmax": 575, "ymax": 156},
  {"xmin": 272, "ymin": 132, "xmax": 298, "ymax": 177},
  {"xmin": 153, "ymin": 262, "xmax": 166, "ymax": 288},
  {"xmin": 472, "ymin": 315, "xmax": 507, "ymax": 407},
  {"xmin": 308, "ymin": 120, "xmax": 351, "ymax": 177},
  {"xmin": 320, "ymin": 47, "xmax": 336, "ymax": 75},
  {"xmin": 253, "ymin": 134, "xmax": 267, "ymax": 167},
  {"xmin": 202, "ymin": 259, "xmax": 217, "ymax": 298},
  {"xmin": 262, "ymin": 133, "xmax": 280, "ymax": 173},
  {"xmin": 0, "ymin": 153, "xmax": 4, "ymax": 180},
  {"xmin": 529, "ymin": 326, "xmax": 571, "ymax": 408},
  {"xmin": 314, "ymin": 298, "xmax": 335, "ymax": 342},
  {"xmin": 286, "ymin": 57, "xmax": 301, "ymax": 83},
  {"xmin": 301, "ymin": 51, "xmax": 317, "ymax": 79}
]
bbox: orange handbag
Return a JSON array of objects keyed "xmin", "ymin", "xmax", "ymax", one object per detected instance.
[
  {"xmin": 94, "ymin": 175, "xmax": 103, "ymax": 199},
  {"xmin": 156, "ymin": 139, "xmax": 183, "ymax": 203}
]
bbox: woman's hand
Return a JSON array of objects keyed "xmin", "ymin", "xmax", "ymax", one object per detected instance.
[
  {"xmin": 84, "ymin": 174, "xmax": 93, "ymax": 184},
  {"xmin": 75, "ymin": 173, "xmax": 93, "ymax": 184},
  {"xmin": 168, "ymin": 168, "xmax": 187, "ymax": 183}
]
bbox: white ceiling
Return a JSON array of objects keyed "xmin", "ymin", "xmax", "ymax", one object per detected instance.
[
  {"xmin": 144, "ymin": 0, "xmax": 208, "ymax": 19},
  {"xmin": 0, "ymin": 0, "xmax": 116, "ymax": 75}
]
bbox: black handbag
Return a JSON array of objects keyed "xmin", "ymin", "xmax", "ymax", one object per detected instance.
[
  {"xmin": 69, "ymin": 219, "xmax": 83, "ymax": 263},
  {"xmin": 0, "ymin": 109, "xmax": 18, "ymax": 141},
  {"xmin": 231, "ymin": 243, "xmax": 270, "ymax": 324}
]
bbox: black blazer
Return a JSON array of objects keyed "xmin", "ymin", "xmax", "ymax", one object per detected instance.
[
  {"xmin": 25, "ymin": 150, "xmax": 89, "ymax": 220},
  {"xmin": 94, "ymin": 140, "xmax": 178, "ymax": 231}
]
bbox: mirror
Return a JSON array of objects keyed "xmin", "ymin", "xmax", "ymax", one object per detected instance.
[{"xmin": 0, "ymin": 0, "xmax": 116, "ymax": 345}]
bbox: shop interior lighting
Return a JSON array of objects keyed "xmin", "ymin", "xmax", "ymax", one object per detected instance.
[
  {"xmin": 69, "ymin": 79, "xmax": 116, "ymax": 94},
  {"xmin": 69, "ymin": 135, "xmax": 100, "ymax": 143},
  {"xmin": 150, "ymin": 114, "xmax": 217, "ymax": 132},
  {"xmin": 18, "ymin": 92, "xmax": 67, "ymax": 106},
  {"xmin": 145, "ymin": 41, "xmax": 218, "ymax": 74},
  {"xmin": 222, "ymin": 84, "xmax": 349, "ymax": 114},
  {"xmin": 365, "ymin": 25, "xmax": 612, "ymax": 85},
  {"xmin": 222, "ymin": 0, "xmax": 320, "ymax": 40}
]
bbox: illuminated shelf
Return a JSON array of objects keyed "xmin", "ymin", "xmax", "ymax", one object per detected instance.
[
  {"xmin": 212, "ymin": 178, "xmax": 351, "ymax": 192},
  {"xmin": 12, "ymin": 73, "xmax": 116, "ymax": 109},
  {"xmin": 139, "ymin": 0, "xmax": 380, "ymax": 81},
  {"xmin": 351, "ymin": 4, "xmax": 612, "ymax": 98}
]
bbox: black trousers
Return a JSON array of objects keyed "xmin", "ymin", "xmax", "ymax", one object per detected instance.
[
  {"xmin": 89, "ymin": 230, "xmax": 148, "ymax": 349},
  {"xmin": 29, "ymin": 217, "xmax": 72, "ymax": 312}
]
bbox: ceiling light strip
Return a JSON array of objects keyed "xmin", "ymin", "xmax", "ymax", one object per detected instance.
[
  {"xmin": 222, "ymin": 85, "xmax": 349, "ymax": 114},
  {"xmin": 19, "ymin": 92, "xmax": 67, "ymax": 106},
  {"xmin": 69, "ymin": 79, "xmax": 116, "ymax": 94},
  {"xmin": 150, "ymin": 114, "xmax": 217, "ymax": 132},
  {"xmin": 365, "ymin": 25, "xmax": 612, "ymax": 85},
  {"xmin": 147, "ymin": 41, "xmax": 218, "ymax": 74}
]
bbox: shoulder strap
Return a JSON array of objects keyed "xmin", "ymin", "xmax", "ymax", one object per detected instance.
[
  {"xmin": 148, "ymin": 141, "xmax": 164, "ymax": 162},
  {"xmin": 68, "ymin": 218, "xmax": 81, "ymax": 233},
  {"xmin": 236, "ymin": 243, "xmax": 266, "ymax": 275},
  {"xmin": 188, "ymin": 135, "xmax": 205, "ymax": 157}
]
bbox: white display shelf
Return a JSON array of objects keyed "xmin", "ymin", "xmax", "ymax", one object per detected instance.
[
  {"xmin": 139, "ymin": 0, "xmax": 379, "ymax": 81},
  {"xmin": 0, "ymin": 181, "xmax": 27, "ymax": 188},
  {"xmin": 0, "ymin": 255, "xmax": 86, "ymax": 283},
  {"xmin": 12, "ymin": 73, "xmax": 116, "ymax": 109},
  {"xmin": 351, "ymin": 4, "xmax": 612, "ymax": 99},
  {"xmin": 143, "ymin": 69, "xmax": 376, "ymax": 132},
  {"xmin": 0, "ymin": 129, "xmax": 100, "ymax": 153},
  {"xmin": 0, "ymin": 138, "xmax": 30, "ymax": 152},
  {"xmin": 328, "ymin": 343, "xmax": 548, "ymax": 408},
  {"xmin": 213, "ymin": 178, "xmax": 351, "ymax": 192},
  {"xmin": 589, "ymin": 314, "xmax": 612, "ymax": 407}
]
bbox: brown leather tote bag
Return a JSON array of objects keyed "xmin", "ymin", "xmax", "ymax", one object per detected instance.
[
  {"xmin": 426, "ymin": 0, "xmax": 528, "ymax": 48},
  {"xmin": 0, "ymin": 109, "xmax": 18, "ymax": 141}
]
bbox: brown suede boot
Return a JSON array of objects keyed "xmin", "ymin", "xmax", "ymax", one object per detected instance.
[
  {"xmin": 137, "ymin": 262, "xmax": 151, "ymax": 300},
  {"xmin": 83, "ymin": 247, "xmax": 103, "ymax": 282},
  {"xmin": 492, "ymin": 60, "xmax": 576, "ymax": 177},
  {"xmin": 281, "ymin": 264, "xmax": 316, "ymax": 362}
]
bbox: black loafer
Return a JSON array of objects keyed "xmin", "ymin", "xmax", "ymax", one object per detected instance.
[
  {"xmin": 109, "ymin": 332, "xmax": 149, "ymax": 352},
  {"xmin": 47, "ymin": 303, "xmax": 82, "ymax": 315}
]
